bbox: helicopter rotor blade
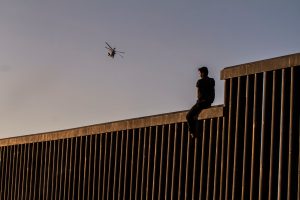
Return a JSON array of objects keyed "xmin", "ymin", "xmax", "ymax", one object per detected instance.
[
  {"xmin": 116, "ymin": 52, "xmax": 124, "ymax": 58},
  {"xmin": 105, "ymin": 42, "xmax": 113, "ymax": 49},
  {"xmin": 115, "ymin": 51, "xmax": 124, "ymax": 53},
  {"xmin": 105, "ymin": 46, "xmax": 111, "ymax": 50}
]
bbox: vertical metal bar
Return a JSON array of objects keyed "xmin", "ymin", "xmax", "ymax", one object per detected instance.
[
  {"xmin": 191, "ymin": 132, "xmax": 198, "ymax": 200},
  {"xmin": 97, "ymin": 134, "xmax": 103, "ymax": 200},
  {"xmin": 10, "ymin": 145, "xmax": 18, "ymax": 199},
  {"xmin": 140, "ymin": 128, "xmax": 148, "ymax": 200},
  {"xmin": 0, "ymin": 147, "xmax": 2, "ymax": 198},
  {"xmin": 32, "ymin": 143, "xmax": 39, "ymax": 200},
  {"xmin": 9, "ymin": 145, "xmax": 16, "ymax": 200},
  {"xmin": 44, "ymin": 142, "xmax": 51, "ymax": 199},
  {"xmin": 5, "ymin": 146, "xmax": 10, "ymax": 200},
  {"xmin": 135, "ymin": 128, "xmax": 142, "ymax": 200},
  {"xmin": 12, "ymin": 145, "xmax": 19, "ymax": 200},
  {"xmin": 151, "ymin": 126, "xmax": 159, "ymax": 200},
  {"xmin": 287, "ymin": 67, "xmax": 294, "ymax": 200},
  {"xmin": 213, "ymin": 118, "xmax": 221, "ymax": 200},
  {"xmin": 250, "ymin": 74, "xmax": 258, "ymax": 200},
  {"xmin": 58, "ymin": 139, "xmax": 65, "ymax": 200},
  {"xmin": 102, "ymin": 133, "xmax": 108, "ymax": 200},
  {"xmin": 25, "ymin": 144, "xmax": 32, "ymax": 200},
  {"xmin": 164, "ymin": 124, "xmax": 171, "ymax": 200},
  {"xmin": 10, "ymin": 146, "xmax": 15, "ymax": 199},
  {"xmin": 15, "ymin": 145, "xmax": 21, "ymax": 200},
  {"xmin": 122, "ymin": 131, "xmax": 129, "ymax": 200},
  {"xmin": 225, "ymin": 78, "xmax": 234, "ymax": 200},
  {"xmin": 268, "ymin": 71, "xmax": 277, "ymax": 200},
  {"xmin": 0, "ymin": 147, "xmax": 5, "ymax": 198},
  {"xmin": 44, "ymin": 142, "xmax": 50, "ymax": 200},
  {"xmin": 46, "ymin": 141, "xmax": 53, "ymax": 200},
  {"xmin": 53, "ymin": 141, "xmax": 58, "ymax": 200},
  {"xmin": 129, "ymin": 129, "xmax": 135, "ymax": 199},
  {"xmin": 91, "ymin": 135, "xmax": 98, "ymax": 200},
  {"xmin": 112, "ymin": 132, "xmax": 119, "ymax": 199},
  {"xmin": 295, "ymin": 70, "xmax": 300, "ymax": 198},
  {"xmin": 298, "ymin": 118, "xmax": 300, "ymax": 200},
  {"xmin": 10, "ymin": 145, "xmax": 19, "ymax": 199},
  {"xmin": 82, "ymin": 137, "xmax": 88, "ymax": 200},
  {"xmin": 258, "ymin": 72, "xmax": 272, "ymax": 200},
  {"xmin": 106, "ymin": 133, "xmax": 114, "ymax": 200},
  {"xmin": 220, "ymin": 79, "xmax": 230, "ymax": 200},
  {"xmin": 6, "ymin": 146, "xmax": 11, "ymax": 200},
  {"xmin": 57, "ymin": 139, "xmax": 67, "ymax": 199},
  {"xmin": 50, "ymin": 141, "xmax": 57, "ymax": 200},
  {"xmin": 86, "ymin": 136, "xmax": 92, "ymax": 200},
  {"xmin": 71, "ymin": 138, "xmax": 78, "ymax": 200},
  {"xmin": 231, "ymin": 77, "xmax": 241, "ymax": 200},
  {"xmin": 16, "ymin": 144, "xmax": 23, "ymax": 199},
  {"xmin": 170, "ymin": 124, "xmax": 178, "ymax": 200},
  {"xmin": 277, "ymin": 69, "xmax": 286, "ymax": 200},
  {"xmin": 177, "ymin": 123, "xmax": 185, "ymax": 200},
  {"xmin": 5, "ymin": 146, "xmax": 14, "ymax": 199},
  {"xmin": 20, "ymin": 144, "xmax": 27, "ymax": 200},
  {"xmin": 158, "ymin": 125, "xmax": 166, "ymax": 200},
  {"xmin": 67, "ymin": 138, "xmax": 74, "ymax": 200},
  {"xmin": 117, "ymin": 131, "xmax": 125, "ymax": 200},
  {"xmin": 112, "ymin": 131, "xmax": 121, "ymax": 199},
  {"xmin": 199, "ymin": 120, "xmax": 207, "ymax": 200},
  {"xmin": 19, "ymin": 145, "xmax": 25, "ymax": 199},
  {"xmin": 108, "ymin": 132, "xmax": 114, "ymax": 199},
  {"xmin": 55, "ymin": 140, "xmax": 61, "ymax": 200},
  {"xmin": 146, "ymin": 127, "xmax": 153, "ymax": 200},
  {"xmin": 110, "ymin": 131, "xmax": 119, "ymax": 199},
  {"xmin": 206, "ymin": 118, "xmax": 215, "ymax": 200},
  {"xmin": 184, "ymin": 124, "xmax": 191, "ymax": 200},
  {"xmin": 3, "ymin": 146, "xmax": 8, "ymax": 199},
  {"xmin": 5, "ymin": 146, "xmax": 12, "ymax": 200},
  {"xmin": 124, "ymin": 129, "xmax": 135, "ymax": 199},
  {"xmin": 16, "ymin": 145, "xmax": 23, "ymax": 200},
  {"xmin": 63, "ymin": 139, "xmax": 69, "ymax": 200},
  {"xmin": 38, "ymin": 142, "xmax": 45, "ymax": 200},
  {"xmin": 28, "ymin": 143, "xmax": 35, "ymax": 200},
  {"xmin": 77, "ymin": 137, "xmax": 83, "ymax": 200},
  {"xmin": 112, "ymin": 132, "xmax": 119, "ymax": 200},
  {"xmin": 107, "ymin": 132, "xmax": 118, "ymax": 199},
  {"xmin": 4, "ymin": 146, "xmax": 9, "ymax": 200},
  {"xmin": 1, "ymin": 147, "xmax": 4, "ymax": 194},
  {"xmin": 130, "ymin": 130, "xmax": 137, "ymax": 200},
  {"xmin": 258, "ymin": 73, "xmax": 266, "ymax": 200}
]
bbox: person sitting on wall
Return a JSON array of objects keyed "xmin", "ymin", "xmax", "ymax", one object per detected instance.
[{"xmin": 186, "ymin": 66, "xmax": 215, "ymax": 138}]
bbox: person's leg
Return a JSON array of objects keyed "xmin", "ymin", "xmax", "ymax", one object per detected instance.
[
  {"xmin": 186, "ymin": 101, "xmax": 211, "ymax": 137},
  {"xmin": 186, "ymin": 103, "xmax": 201, "ymax": 134}
]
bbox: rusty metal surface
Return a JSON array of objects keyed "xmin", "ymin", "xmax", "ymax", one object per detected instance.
[
  {"xmin": 221, "ymin": 53, "xmax": 300, "ymax": 79},
  {"xmin": 0, "ymin": 105, "xmax": 223, "ymax": 147},
  {"xmin": 223, "ymin": 65, "xmax": 300, "ymax": 199}
]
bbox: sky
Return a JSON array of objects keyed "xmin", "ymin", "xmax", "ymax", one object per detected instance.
[{"xmin": 1, "ymin": 0, "xmax": 300, "ymax": 138}]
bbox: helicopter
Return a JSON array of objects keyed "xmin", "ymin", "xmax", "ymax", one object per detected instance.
[{"xmin": 105, "ymin": 42, "xmax": 124, "ymax": 58}]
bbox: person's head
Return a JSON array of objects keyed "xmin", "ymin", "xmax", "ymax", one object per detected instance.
[{"xmin": 198, "ymin": 66, "xmax": 208, "ymax": 78}]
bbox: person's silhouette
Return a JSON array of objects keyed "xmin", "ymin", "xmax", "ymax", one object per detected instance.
[{"xmin": 186, "ymin": 66, "xmax": 215, "ymax": 138}]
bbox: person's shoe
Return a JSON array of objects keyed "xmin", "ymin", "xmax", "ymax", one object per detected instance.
[
  {"xmin": 189, "ymin": 128, "xmax": 195, "ymax": 138},
  {"xmin": 190, "ymin": 133, "xmax": 195, "ymax": 139}
]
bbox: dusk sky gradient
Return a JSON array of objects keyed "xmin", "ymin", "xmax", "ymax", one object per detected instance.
[{"xmin": 1, "ymin": 0, "xmax": 300, "ymax": 138}]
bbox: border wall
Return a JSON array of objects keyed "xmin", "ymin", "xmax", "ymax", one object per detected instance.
[{"xmin": 1, "ymin": 53, "xmax": 299, "ymax": 199}]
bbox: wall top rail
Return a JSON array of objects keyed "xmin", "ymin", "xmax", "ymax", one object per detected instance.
[
  {"xmin": 221, "ymin": 53, "xmax": 300, "ymax": 80},
  {"xmin": 0, "ymin": 105, "xmax": 223, "ymax": 147}
]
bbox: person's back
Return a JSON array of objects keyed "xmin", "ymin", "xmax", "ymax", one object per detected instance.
[{"xmin": 197, "ymin": 76, "xmax": 215, "ymax": 104}]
